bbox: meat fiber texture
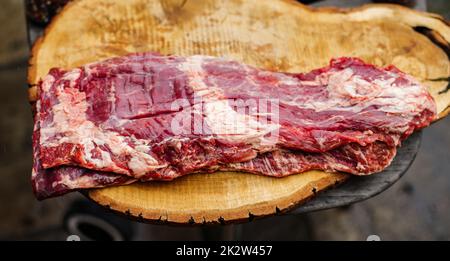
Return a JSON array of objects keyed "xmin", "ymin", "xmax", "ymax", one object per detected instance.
[{"xmin": 32, "ymin": 53, "xmax": 436, "ymax": 199}]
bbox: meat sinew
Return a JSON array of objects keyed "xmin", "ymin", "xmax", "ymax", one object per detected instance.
[{"xmin": 32, "ymin": 53, "xmax": 436, "ymax": 199}]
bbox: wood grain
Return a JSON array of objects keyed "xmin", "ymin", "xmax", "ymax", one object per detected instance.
[{"xmin": 28, "ymin": 0, "xmax": 450, "ymax": 224}]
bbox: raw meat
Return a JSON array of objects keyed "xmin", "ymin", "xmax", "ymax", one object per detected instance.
[{"xmin": 32, "ymin": 53, "xmax": 436, "ymax": 199}]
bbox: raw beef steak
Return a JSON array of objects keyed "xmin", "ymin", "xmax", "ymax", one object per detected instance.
[{"xmin": 32, "ymin": 53, "xmax": 436, "ymax": 199}]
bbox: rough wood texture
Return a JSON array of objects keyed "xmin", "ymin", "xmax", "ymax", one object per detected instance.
[{"xmin": 28, "ymin": 0, "xmax": 450, "ymax": 224}]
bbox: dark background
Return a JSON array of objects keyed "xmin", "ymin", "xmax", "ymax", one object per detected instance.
[{"xmin": 0, "ymin": 0, "xmax": 449, "ymax": 240}]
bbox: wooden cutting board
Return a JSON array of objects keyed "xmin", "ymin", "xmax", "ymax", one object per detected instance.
[{"xmin": 28, "ymin": 0, "xmax": 450, "ymax": 224}]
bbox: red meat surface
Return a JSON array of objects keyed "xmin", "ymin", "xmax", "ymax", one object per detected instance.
[{"xmin": 32, "ymin": 53, "xmax": 436, "ymax": 199}]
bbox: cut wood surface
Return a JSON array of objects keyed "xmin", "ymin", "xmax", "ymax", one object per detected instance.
[{"xmin": 28, "ymin": 0, "xmax": 450, "ymax": 224}]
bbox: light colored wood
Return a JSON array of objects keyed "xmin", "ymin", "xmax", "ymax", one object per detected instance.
[
  {"xmin": 28, "ymin": 0, "xmax": 450, "ymax": 223},
  {"xmin": 89, "ymin": 170, "xmax": 346, "ymax": 223}
]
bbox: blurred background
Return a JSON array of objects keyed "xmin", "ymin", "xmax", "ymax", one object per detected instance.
[{"xmin": 0, "ymin": 0, "xmax": 449, "ymax": 240}]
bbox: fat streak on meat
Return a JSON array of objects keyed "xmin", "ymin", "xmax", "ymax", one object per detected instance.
[{"xmin": 32, "ymin": 53, "xmax": 436, "ymax": 199}]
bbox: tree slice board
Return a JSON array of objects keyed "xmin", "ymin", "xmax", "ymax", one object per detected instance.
[{"xmin": 28, "ymin": 0, "xmax": 450, "ymax": 224}]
